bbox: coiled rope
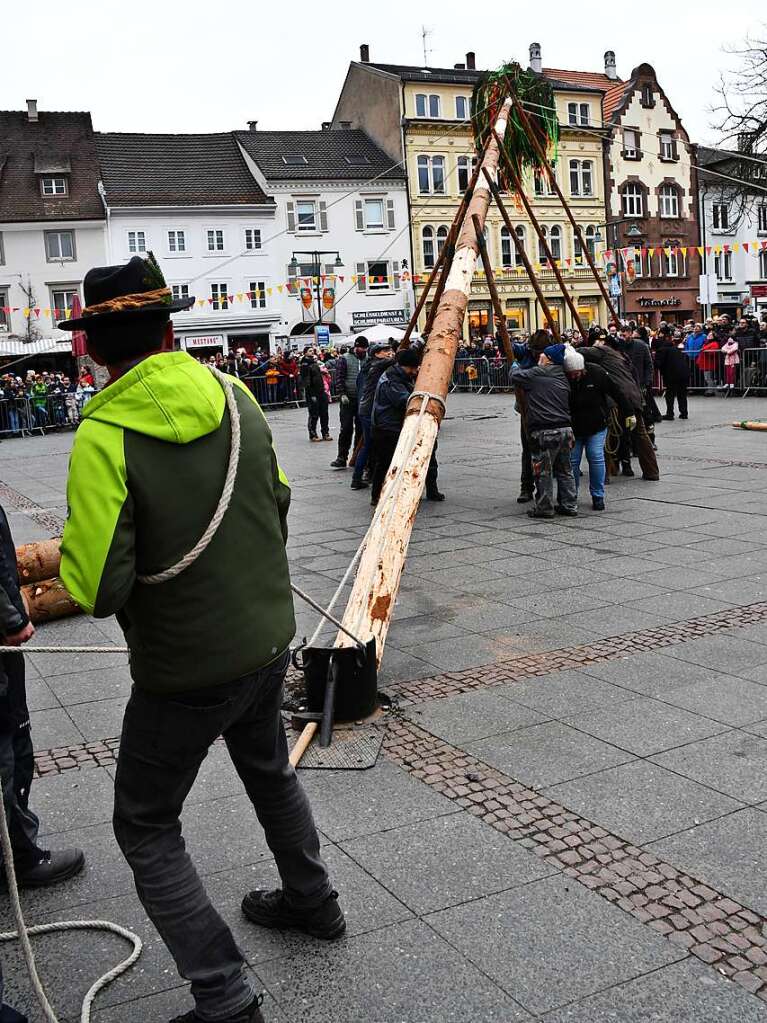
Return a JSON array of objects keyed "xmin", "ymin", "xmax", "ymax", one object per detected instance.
[{"xmin": 0, "ymin": 794, "xmax": 142, "ymax": 1023}]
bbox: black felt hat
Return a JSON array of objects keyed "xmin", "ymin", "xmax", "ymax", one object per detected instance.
[{"xmin": 58, "ymin": 253, "xmax": 195, "ymax": 331}]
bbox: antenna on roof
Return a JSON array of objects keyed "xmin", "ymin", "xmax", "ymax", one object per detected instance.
[{"xmin": 421, "ymin": 25, "xmax": 433, "ymax": 66}]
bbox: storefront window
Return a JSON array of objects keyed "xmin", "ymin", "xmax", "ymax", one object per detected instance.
[{"xmin": 505, "ymin": 303, "xmax": 527, "ymax": 330}]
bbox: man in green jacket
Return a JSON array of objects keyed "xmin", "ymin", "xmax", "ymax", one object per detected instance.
[{"xmin": 59, "ymin": 256, "xmax": 343, "ymax": 1023}]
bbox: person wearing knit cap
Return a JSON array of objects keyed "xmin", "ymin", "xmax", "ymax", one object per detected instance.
[
  {"xmin": 369, "ymin": 347, "xmax": 443, "ymax": 505},
  {"xmin": 511, "ymin": 347, "xmax": 577, "ymax": 518},
  {"xmin": 565, "ymin": 346, "xmax": 633, "ymax": 511}
]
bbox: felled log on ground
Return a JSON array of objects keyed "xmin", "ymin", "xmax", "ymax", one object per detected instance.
[
  {"xmin": 16, "ymin": 538, "xmax": 63, "ymax": 584},
  {"xmin": 732, "ymin": 421, "xmax": 767, "ymax": 431},
  {"xmin": 21, "ymin": 577, "xmax": 82, "ymax": 624}
]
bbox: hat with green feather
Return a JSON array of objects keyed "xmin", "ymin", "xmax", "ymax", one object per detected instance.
[{"xmin": 58, "ymin": 252, "xmax": 194, "ymax": 331}]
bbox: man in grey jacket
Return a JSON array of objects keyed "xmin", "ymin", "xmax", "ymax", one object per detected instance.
[
  {"xmin": 511, "ymin": 344, "xmax": 577, "ymax": 519},
  {"xmin": 331, "ymin": 338, "xmax": 368, "ymax": 469}
]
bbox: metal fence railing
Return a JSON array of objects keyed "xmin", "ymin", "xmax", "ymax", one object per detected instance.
[{"xmin": 0, "ymin": 395, "xmax": 93, "ymax": 437}]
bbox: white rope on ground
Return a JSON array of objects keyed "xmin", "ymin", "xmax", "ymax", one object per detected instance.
[{"xmin": 0, "ymin": 791, "xmax": 143, "ymax": 1023}]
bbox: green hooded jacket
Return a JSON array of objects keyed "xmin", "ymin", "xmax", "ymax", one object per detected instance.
[{"xmin": 60, "ymin": 351, "xmax": 295, "ymax": 693}]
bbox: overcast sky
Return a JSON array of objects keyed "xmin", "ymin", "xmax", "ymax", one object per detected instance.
[{"xmin": 2, "ymin": 0, "xmax": 761, "ymax": 144}]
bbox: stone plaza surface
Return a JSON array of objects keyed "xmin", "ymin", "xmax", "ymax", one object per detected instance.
[{"xmin": 2, "ymin": 392, "xmax": 767, "ymax": 1020}]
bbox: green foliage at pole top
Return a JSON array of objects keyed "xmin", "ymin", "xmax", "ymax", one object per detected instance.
[{"xmin": 471, "ymin": 62, "xmax": 559, "ymax": 190}]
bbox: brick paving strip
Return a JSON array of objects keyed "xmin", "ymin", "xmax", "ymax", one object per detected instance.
[
  {"xmin": 383, "ymin": 715, "xmax": 767, "ymax": 1001},
  {"xmin": 12, "ymin": 479, "xmax": 767, "ymax": 1002}
]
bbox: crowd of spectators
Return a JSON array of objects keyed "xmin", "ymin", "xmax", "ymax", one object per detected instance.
[{"xmin": 0, "ymin": 368, "xmax": 96, "ymax": 435}]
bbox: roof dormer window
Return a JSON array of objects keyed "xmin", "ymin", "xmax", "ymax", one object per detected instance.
[
  {"xmin": 282, "ymin": 155, "xmax": 308, "ymax": 166},
  {"xmin": 41, "ymin": 176, "xmax": 68, "ymax": 196},
  {"xmin": 344, "ymin": 154, "xmax": 371, "ymax": 165}
]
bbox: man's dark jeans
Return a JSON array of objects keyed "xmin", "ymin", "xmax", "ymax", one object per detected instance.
[
  {"xmin": 337, "ymin": 396, "xmax": 359, "ymax": 461},
  {"xmin": 113, "ymin": 651, "xmax": 331, "ymax": 1020},
  {"xmin": 0, "ymin": 653, "xmax": 43, "ymax": 872}
]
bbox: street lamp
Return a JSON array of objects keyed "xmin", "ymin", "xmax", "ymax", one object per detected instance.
[{"xmin": 290, "ymin": 249, "xmax": 343, "ymax": 334}]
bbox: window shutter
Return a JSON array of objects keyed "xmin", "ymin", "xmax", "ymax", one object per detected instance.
[
  {"xmin": 319, "ymin": 201, "xmax": 328, "ymax": 232},
  {"xmin": 393, "ymin": 261, "xmax": 401, "ymax": 290},
  {"xmin": 356, "ymin": 262, "xmax": 366, "ymax": 292},
  {"xmin": 386, "ymin": 198, "xmax": 396, "ymax": 229},
  {"xmin": 286, "ymin": 201, "xmax": 296, "ymax": 233},
  {"xmin": 672, "ymin": 140, "xmax": 679, "ymax": 160},
  {"xmin": 354, "ymin": 200, "xmax": 364, "ymax": 231}
]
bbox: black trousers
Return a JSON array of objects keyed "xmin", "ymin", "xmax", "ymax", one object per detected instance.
[
  {"xmin": 370, "ymin": 429, "xmax": 438, "ymax": 503},
  {"xmin": 520, "ymin": 417, "xmax": 534, "ymax": 494},
  {"xmin": 307, "ymin": 395, "xmax": 329, "ymax": 438},
  {"xmin": 113, "ymin": 650, "xmax": 330, "ymax": 1017},
  {"xmin": 337, "ymin": 397, "xmax": 359, "ymax": 460},
  {"xmin": 665, "ymin": 381, "xmax": 688, "ymax": 418},
  {"xmin": 0, "ymin": 653, "xmax": 42, "ymax": 870}
]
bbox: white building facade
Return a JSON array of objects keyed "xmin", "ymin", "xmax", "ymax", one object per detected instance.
[
  {"xmin": 234, "ymin": 127, "xmax": 411, "ymax": 344},
  {"xmin": 0, "ymin": 104, "xmax": 107, "ymax": 351},
  {"xmin": 697, "ymin": 148, "xmax": 767, "ymax": 321}
]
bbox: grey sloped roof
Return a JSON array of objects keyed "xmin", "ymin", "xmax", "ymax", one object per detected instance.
[
  {"xmin": 0, "ymin": 110, "xmax": 103, "ymax": 222},
  {"xmin": 367, "ymin": 61, "xmax": 482, "ymax": 86},
  {"xmin": 234, "ymin": 129, "xmax": 404, "ymax": 182},
  {"xmin": 96, "ymin": 132, "xmax": 273, "ymax": 207}
]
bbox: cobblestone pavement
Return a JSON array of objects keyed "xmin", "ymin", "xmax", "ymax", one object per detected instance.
[{"xmin": 3, "ymin": 393, "xmax": 767, "ymax": 1021}]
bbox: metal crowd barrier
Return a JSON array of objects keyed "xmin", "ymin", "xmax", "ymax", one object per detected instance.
[
  {"xmin": 240, "ymin": 371, "xmax": 340, "ymax": 409},
  {"xmin": 0, "ymin": 395, "xmax": 88, "ymax": 437},
  {"xmin": 450, "ymin": 358, "xmax": 513, "ymax": 394}
]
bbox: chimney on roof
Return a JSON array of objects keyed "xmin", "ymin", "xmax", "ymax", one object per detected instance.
[
  {"xmin": 360, "ymin": 43, "xmax": 370, "ymax": 63},
  {"xmin": 26, "ymin": 98, "xmax": 38, "ymax": 123},
  {"xmin": 454, "ymin": 62, "xmax": 465, "ymax": 69},
  {"xmin": 321, "ymin": 121, "xmax": 331, "ymax": 131},
  {"xmin": 529, "ymin": 43, "xmax": 542, "ymax": 74},
  {"xmin": 247, "ymin": 120, "xmax": 258, "ymax": 132},
  {"xmin": 465, "ymin": 51, "xmax": 476, "ymax": 70},
  {"xmin": 737, "ymin": 131, "xmax": 754, "ymax": 153},
  {"xmin": 604, "ymin": 50, "xmax": 617, "ymax": 80}
]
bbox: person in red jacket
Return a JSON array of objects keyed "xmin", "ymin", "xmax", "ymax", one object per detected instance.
[{"xmin": 696, "ymin": 334, "xmax": 721, "ymax": 395}]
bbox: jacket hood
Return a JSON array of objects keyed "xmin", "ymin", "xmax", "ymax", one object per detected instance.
[{"xmin": 81, "ymin": 351, "xmax": 226, "ymax": 443}]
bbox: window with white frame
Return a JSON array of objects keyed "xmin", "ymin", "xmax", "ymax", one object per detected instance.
[
  {"xmin": 622, "ymin": 182, "xmax": 644, "ymax": 217},
  {"xmin": 533, "ymin": 161, "xmax": 556, "ymax": 197},
  {"xmin": 244, "ymin": 228, "xmax": 262, "ymax": 251},
  {"xmin": 456, "ymin": 155, "xmax": 477, "ymax": 193},
  {"xmin": 623, "ymin": 128, "xmax": 640, "ymax": 158},
  {"xmin": 538, "ymin": 225, "xmax": 562, "ymax": 263},
  {"xmin": 573, "ymin": 225, "xmax": 597, "ymax": 263},
  {"xmin": 659, "ymin": 184, "xmax": 679, "ymax": 218},
  {"xmin": 569, "ymin": 159, "xmax": 593, "ymax": 197},
  {"xmin": 287, "ymin": 199, "xmax": 327, "ymax": 233},
  {"xmin": 758, "ymin": 205, "xmax": 767, "ymax": 233},
  {"xmin": 417, "ymin": 155, "xmax": 445, "ymax": 194},
  {"xmin": 759, "ymin": 250, "xmax": 767, "ymax": 279},
  {"xmin": 641, "ymin": 83, "xmax": 654, "ymax": 108},
  {"xmin": 41, "ymin": 176, "xmax": 68, "ymax": 196},
  {"xmin": 128, "ymin": 230, "xmax": 146, "ymax": 253},
  {"xmin": 167, "ymin": 230, "xmax": 186, "ymax": 253},
  {"xmin": 171, "ymin": 284, "xmax": 190, "ymax": 304},
  {"xmin": 500, "ymin": 226, "xmax": 513, "ymax": 267},
  {"xmin": 210, "ymin": 283, "xmax": 229, "ymax": 310},
  {"xmin": 206, "ymin": 229, "xmax": 224, "ymax": 252},
  {"xmin": 0, "ymin": 288, "xmax": 9, "ymax": 331},
  {"xmin": 714, "ymin": 252, "xmax": 733, "ymax": 280},
  {"xmin": 249, "ymin": 281, "xmax": 267, "ymax": 309},
  {"xmin": 712, "ymin": 203, "xmax": 729, "ymax": 230},
  {"xmin": 659, "ymin": 131, "xmax": 676, "ymax": 160},
  {"xmin": 0, "ymin": 232, "xmax": 4, "ymax": 266},
  {"xmin": 514, "ymin": 225, "xmax": 526, "ymax": 266},
  {"xmin": 455, "ymin": 95, "xmax": 469, "ymax": 120},
  {"xmin": 422, "ymin": 226, "xmax": 435, "ymax": 269},
  {"xmin": 50, "ymin": 287, "xmax": 79, "ymax": 318},
  {"xmin": 436, "ymin": 225, "xmax": 448, "ymax": 259},
  {"xmin": 44, "ymin": 230, "xmax": 75, "ymax": 261},
  {"xmin": 664, "ymin": 245, "xmax": 680, "ymax": 277},
  {"xmin": 567, "ymin": 102, "xmax": 590, "ymax": 126},
  {"xmin": 287, "ymin": 260, "xmax": 334, "ymax": 295},
  {"xmin": 415, "ymin": 94, "xmax": 441, "ymax": 117},
  {"xmin": 355, "ymin": 260, "xmax": 401, "ymax": 293},
  {"xmin": 631, "ymin": 247, "xmax": 644, "ymax": 278},
  {"xmin": 354, "ymin": 197, "xmax": 396, "ymax": 231}
]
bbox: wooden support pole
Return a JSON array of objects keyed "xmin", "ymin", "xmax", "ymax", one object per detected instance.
[
  {"xmin": 482, "ymin": 168, "xmax": 562, "ymax": 341},
  {"xmin": 471, "ymin": 213, "xmax": 513, "ymax": 361},
  {"xmin": 492, "ymin": 132, "xmax": 587, "ymax": 338},
  {"xmin": 510, "ymin": 95, "xmax": 621, "ymax": 324},
  {"xmin": 335, "ymin": 97, "xmax": 514, "ymax": 663}
]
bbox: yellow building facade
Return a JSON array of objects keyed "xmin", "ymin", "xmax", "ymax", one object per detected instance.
[{"xmin": 402, "ymin": 81, "xmax": 609, "ymax": 336}]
